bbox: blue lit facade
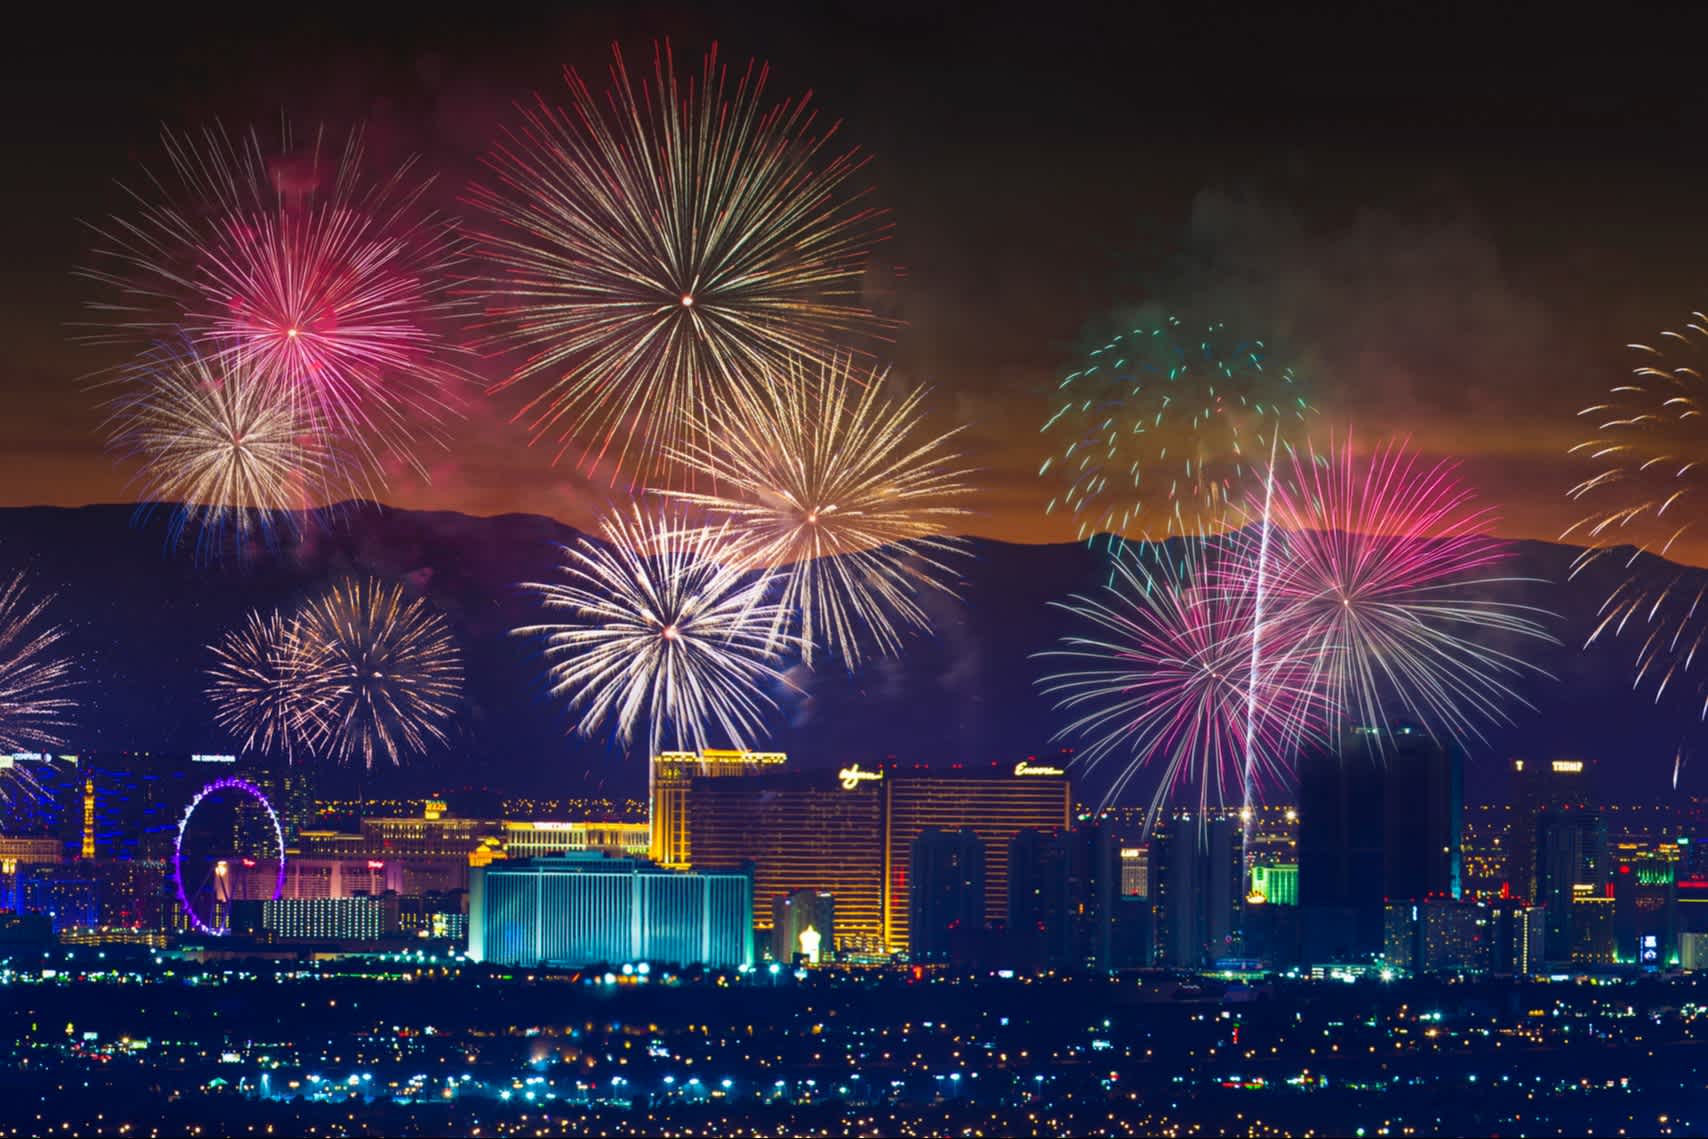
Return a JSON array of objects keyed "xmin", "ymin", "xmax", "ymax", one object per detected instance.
[
  {"xmin": 6, "ymin": 753, "xmax": 212, "ymax": 860},
  {"xmin": 468, "ymin": 852, "xmax": 752, "ymax": 969}
]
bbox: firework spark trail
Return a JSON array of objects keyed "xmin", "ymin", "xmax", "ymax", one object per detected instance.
[
  {"xmin": 206, "ymin": 608, "xmax": 331, "ymax": 760},
  {"xmin": 1567, "ymin": 319, "xmax": 1708, "ymax": 718},
  {"xmin": 0, "ymin": 573, "xmax": 77, "ymax": 756},
  {"xmin": 1039, "ymin": 315, "xmax": 1309, "ymax": 545},
  {"xmin": 661, "ymin": 353, "xmax": 972, "ymax": 670},
  {"xmin": 1240, "ymin": 434, "xmax": 1279, "ymax": 851},
  {"xmin": 516, "ymin": 506, "xmax": 796, "ymax": 758},
  {"xmin": 1248, "ymin": 435, "xmax": 1555, "ymax": 749},
  {"xmin": 104, "ymin": 344, "xmax": 327, "ymax": 553},
  {"xmin": 293, "ymin": 579, "xmax": 464, "ymax": 768},
  {"xmin": 81, "ymin": 123, "xmax": 472, "ymax": 495},
  {"xmin": 469, "ymin": 40, "xmax": 894, "ymax": 480},
  {"xmin": 1036, "ymin": 537, "xmax": 1321, "ymax": 828}
]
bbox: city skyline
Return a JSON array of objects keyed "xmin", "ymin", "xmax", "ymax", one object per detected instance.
[
  {"xmin": 3, "ymin": 728, "xmax": 1705, "ymax": 1135},
  {"xmin": 6, "ymin": 5, "xmax": 1708, "ymax": 1135}
]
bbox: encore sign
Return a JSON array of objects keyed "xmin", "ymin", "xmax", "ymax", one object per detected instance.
[
  {"xmin": 838, "ymin": 764, "xmax": 883, "ymax": 790},
  {"xmin": 1013, "ymin": 761, "xmax": 1065, "ymax": 776}
]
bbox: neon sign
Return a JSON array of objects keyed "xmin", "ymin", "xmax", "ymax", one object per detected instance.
[
  {"xmin": 838, "ymin": 765, "xmax": 882, "ymax": 790},
  {"xmin": 1014, "ymin": 761, "xmax": 1065, "ymax": 776}
]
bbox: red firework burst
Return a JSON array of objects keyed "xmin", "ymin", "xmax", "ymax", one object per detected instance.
[{"xmin": 82, "ymin": 123, "xmax": 474, "ymax": 499}]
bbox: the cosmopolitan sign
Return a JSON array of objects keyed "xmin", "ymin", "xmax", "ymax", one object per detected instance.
[{"xmin": 838, "ymin": 764, "xmax": 883, "ymax": 791}]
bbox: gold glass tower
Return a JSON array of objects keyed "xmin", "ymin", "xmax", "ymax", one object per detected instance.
[
  {"xmin": 649, "ymin": 748, "xmax": 786, "ymax": 868},
  {"xmin": 687, "ymin": 769, "xmax": 886, "ymax": 953},
  {"xmin": 882, "ymin": 764, "xmax": 1071, "ymax": 953}
]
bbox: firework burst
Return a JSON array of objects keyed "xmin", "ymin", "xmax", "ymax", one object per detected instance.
[
  {"xmin": 516, "ymin": 506, "xmax": 795, "ymax": 757},
  {"xmin": 293, "ymin": 579, "xmax": 463, "ymax": 768},
  {"xmin": 662, "ymin": 354, "xmax": 971, "ymax": 670},
  {"xmin": 1567, "ymin": 321, "xmax": 1708, "ymax": 717},
  {"xmin": 1248, "ymin": 435, "xmax": 1554, "ymax": 748},
  {"xmin": 0, "ymin": 573, "xmax": 77, "ymax": 754},
  {"xmin": 1040, "ymin": 315, "xmax": 1309, "ymax": 543},
  {"xmin": 105, "ymin": 344, "xmax": 327, "ymax": 551},
  {"xmin": 1037, "ymin": 539, "xmax": 1319, "ymax": 824},
  {"xmin": 469, "ymin": 40, "xmax": 893, "ymax": 479},
  {"xmin": 205, "ymin": 608, "xmax": 329, "ymax": 760},
  {"xmin": 81, "ymin": 123, "xmax": 471, "ymax": 491}
]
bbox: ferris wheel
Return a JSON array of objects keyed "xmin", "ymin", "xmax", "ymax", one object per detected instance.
[{"xmin": 172, "ymin": 776, "xmax": 286, "ymax": 936}]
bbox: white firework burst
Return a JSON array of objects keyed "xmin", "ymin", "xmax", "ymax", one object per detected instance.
[
  {"xmin": 206, "ymin": 608, "xmax": 330, "ymax": 760},
  {"xmin": 516, "ymin": 506, "xmax": 796, "ymax": 756},
  {"xmin": 468, "ymin": 41, "xmax": 893, "ymax": 479},
  {"xmin": 0, "ymin": 572, "xmax": 77, "ymax": 754},
  {"xmin": 662, "ymin": 354, "xmax": 971, "ymax": 670},
  {"xmin": 294, "ymin": 579, "xmax": 464, "ymax": 768},
  {"xmin": 106, "ymin": 345, "xmax": 328, "ymax": 548}
]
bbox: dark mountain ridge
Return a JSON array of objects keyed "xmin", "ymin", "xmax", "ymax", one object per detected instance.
[{"xmin": 0, "ymin": 502, "xmax": 1693, "ymax": 806}]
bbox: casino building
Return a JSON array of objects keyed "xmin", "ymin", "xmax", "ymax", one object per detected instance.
[
  {"xmin": 881, "ymin": 763, "xmax": 1072, "ymax": 952},
  {"xmin": 679, "ymin": 757, "xmax": 1072, "ymax": 956},
  {"xmin": 688, "ymin": 766, "xmax": 886, "ymax": 952},
  {"xmin": 468, "ymin": 852, "xmax": 752, "ymax": 969},
  {"xmin": 651, "ymin": 749, "xmax": 787, "ymax": 868}
]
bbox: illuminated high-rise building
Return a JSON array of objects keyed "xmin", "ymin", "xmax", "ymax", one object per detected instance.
[
  {"xmin": 90, "ymin": 858, "xmax": 170, "ymax": 930},
  {"xmin": 1382, "ymin": 726, "xmax": 1461, "ymax": 903},
  {"xmin": 468, "ymin": 852, "xmax": 752, "ymax": 969},
  {"xmin": 262, "ymin": 896, "xmax": 391, "ymax": 941},
  {"xmin": 1459, "ymin": 810, "xmax": 1510, "ymax": 900},
  {"xmin": 499, "ymin": 820, "xmax": 650, "ymax": 860},
  {"xmin": 1298, "ymin": 732, "xmax": 1386, "ymax": 960},
  {"xmin": 1243, "ymin": 804, "xmax": 1300, "ymax": 866},
  {"xmin": 350, "ymin": 812, "xmax": 500, "ymax": 855},
  {"xmin": 1153, "ymin": 813, "xmax": 1243, "ymax": 968},
  {"xmin": 1009, "ymin": 822, "xmax": 1119, "ymax": 971},
  {"xmin": 909, "ymin": 828, "xmax": 985, "ymax": 962},
  {"xmin": 1509, "ymin": 756, "xmax": 1595, "ymax": 901},
  {"xmin": 15, "ymin": 864, "xmax": 100, "ymax": 932},
  {"xmin": 0, "ymin": 834, "xmax": 62, "ymax": 871},
  {"xmin": 882, "ymin": 763, "xmax": 1071, "ymax": 952},
  {"xmin": 394, "ymin": 890, "xmax": 469, "ymax": 940},
  {"xmin": 1487, "ymin": 898, "xmax": 1545, "ymax": 976},
  {"xmin": 650, "ymin": 749, "xmax": 786, "ymax": 868},
  {"xmin": 669, "ymin": 759, "xmax": 1070, "ymax": 957},
  {"xmin": 1119, "ymin": 845, "xmax": 1150, "ymax": 898},
  {"xmin": 686, "ymin": 767, "xmax": 885, "ymax": 953},
  {"xmin": 1536, "ymin": 808, "xmax": 1610, "ymax": 962},
  {"xmin": 1298, "ymin": 724, "xmax": 1463, "ymax": 962},
  {"xmin": 1384, "ymin": 898, "xmax": 1490, "ymax": 974},
  {"xmin": 1614, "ymin": 854, "xmax": 1678, "ymax": 968},
  {"xmin": 1570, "ymin": 893, "xmax": 1616, "ymax": 965}
]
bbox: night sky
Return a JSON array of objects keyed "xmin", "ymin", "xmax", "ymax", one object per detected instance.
[{"xmin": 6, "ymin": 5, "xmax": 1708, "ymax": 549}]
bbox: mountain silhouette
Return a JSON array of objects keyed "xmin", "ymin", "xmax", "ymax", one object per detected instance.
[{"xmin": 0, "ymin": 502, "xmax": 1693, "ymax": 807}]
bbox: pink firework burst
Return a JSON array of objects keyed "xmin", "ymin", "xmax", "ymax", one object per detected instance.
[
  {"xmin": 1036, "ymin": 537, "xmax": 1325, "ymax": 824},
  {"xmin": 82, "ymin": 123, "xmax": 473, "ymax": 498},
  {"xmin": 1246, "ymin": 435, "xmax": 1555, "ymax": 749}
]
